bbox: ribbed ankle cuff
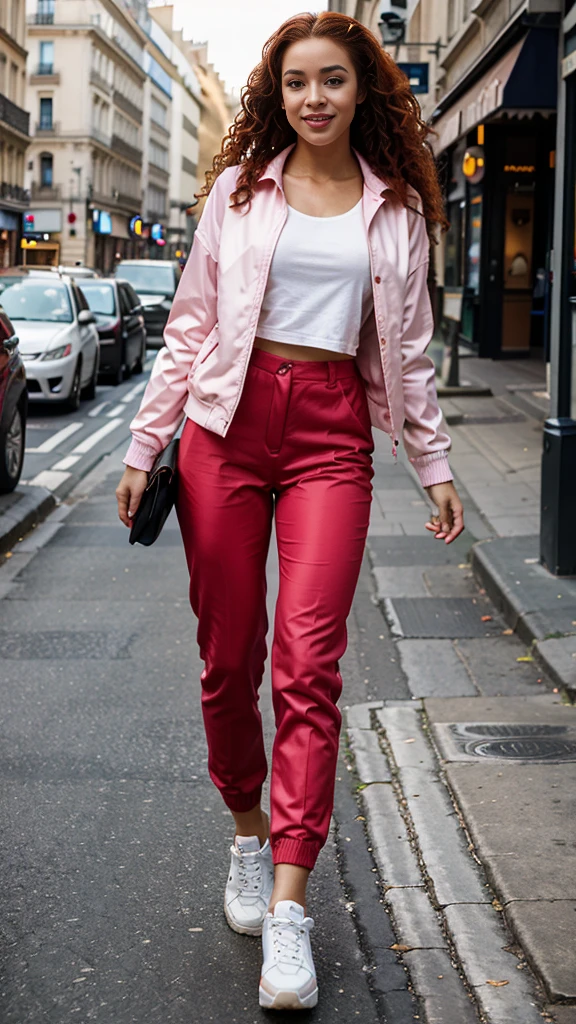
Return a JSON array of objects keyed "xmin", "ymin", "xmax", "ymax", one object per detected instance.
[
  {"xmin": 221, "ymin": 788, "xmax": 263, "ymax": 813},
  {"xmin": 272, "ymin": 838, "xmax": 321, "ymax": 870}
]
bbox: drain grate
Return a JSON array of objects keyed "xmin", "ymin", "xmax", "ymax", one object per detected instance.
[{"xmin": 433, "ymin": 722, "xmax": 576, "ymax": 763}]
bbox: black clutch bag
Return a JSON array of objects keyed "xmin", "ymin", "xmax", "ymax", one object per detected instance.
[{"xmin": 128, "ymin": 438, "xmax": 179, "ymax": 547}]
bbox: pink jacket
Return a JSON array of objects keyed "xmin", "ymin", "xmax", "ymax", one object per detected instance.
[{"xmin": 124, "ymin": 145, "xmax": 452, "ymax": 488}]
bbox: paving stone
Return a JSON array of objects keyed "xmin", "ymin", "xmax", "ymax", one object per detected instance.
[
  {"xmin": 505, "ymin": 900, "xmax": 576, "ymax": 1001},
  {"xmin": 367, "ymin": 521, "xmax": 406, "ymax": 536},
  {"xmin": 373, "ymin": 566, "xmax": 429, "ymax": 599},
  {"xmin": 347, "ymin": 728, "xmax": 391, "ymax": 783},
  {"xmin": 535, "ymin": 636, "xmax": 576, "ymax": 693},
  {"xmin": 385, "ymin": 887, "xmax": 447, "ymax": 950},
  {"xmin": 344, "ymin": 701, "xmax": 384, "ymax": 730},
  {"xmin": 424, "ymin": 693, "xmax": 570, "ymax": 725},
  {"xmin": 370, "ymin": 959, "xmax": 412, "ymax": 994},
  {"xmin": 402, "ymin": 948, "xmax": 479, "ymax": 1024},
  {"xmin": 443, "ymin": 763, "xmax": 576, "ymax": 903},
  {"xmin": 375, "ymin": 489, "xmax": 423, "ymax": 511},
  {"xmin": 376, "ymin": 705, "xmax": 437, "ymax": 770},
  {"xmin": 545, "ymin": 1005, "xmax": 576, "ymax": 1024},
  {"xmin": 397, "ymin": 765, "xmax": 490, "ymax": 906},
  {"xmin": 379, "ymin": 988, "xmax": 421, "ymax": 1022},
  {"xmin": 386, "ymin": 597, "xmax": 504, "ymax": 639},
  {"xmin": 454, "ymin": 637, "xmax": 547, "ymax": 697},
  {"xmin": 444, "ymin": 903, "xmax": 543, "ymax": 1024},
  {"xmin": 361, "ymin": 783, "xmax": 422, "ymax": 888},
  {"xmin": 397, "ymin": 639, "xmax": 478, "ymax": 698},
  {"xmin": 422, "ymin": 565, "xmax": 479, "ymax": 598},
  {"xmin": 367, "ymin": 534, "xmax": 472, "ymax": 567}
]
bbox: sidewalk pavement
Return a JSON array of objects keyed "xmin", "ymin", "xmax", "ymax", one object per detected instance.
[
  {"xmin": 344, "ymin": 358, "xmax": 576, "ymax": 1023},
  {"xmin": 0, "ymin": 484, "xmax": 56, "ymax": 556}
]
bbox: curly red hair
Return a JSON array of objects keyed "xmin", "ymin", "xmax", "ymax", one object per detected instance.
[{"xmin": 199, "ymin": 11, "xmax": 447, "ymax": 238}]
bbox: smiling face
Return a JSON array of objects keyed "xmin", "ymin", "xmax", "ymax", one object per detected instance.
[{"xmin": 280, "ymin": 37, "xmax": 364, "ymax": 147}]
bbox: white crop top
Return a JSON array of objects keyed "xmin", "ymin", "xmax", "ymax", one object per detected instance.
[{"xmin": 256, "ymin": 199, "xmax": 373, "ymax": 356}]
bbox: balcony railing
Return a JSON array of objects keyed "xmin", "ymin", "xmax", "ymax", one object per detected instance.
[
  {"xmin": 91, "ymin": 126, "xmax": 112, "ymax": 148},
  {"xmin": 0, "ymin": 182, "xmax": 30, "ymax": 204},
  {"xmin": 113, "ymin": 89, "xmax": 143, "ymax": 125},
  {"xmin": 35, "ymin": 120, "xmax": 59, "ymax": 135},
  {"xmin": 90, "ymin": 69, "xmax": 113, "ymax": 95},
  {"xmin": 35, "ymin": 63, "xmax": 54, "ymax": 75},
  {"xmin": 0, "ymin": 94, "xmax": 30, "ymax": 136},
  {"xmin": 31, "ymin": 182, "xmax": 61, "ymax": 200},
  {"xmin": 111, "ymin": 134, "xmax": 143, "ymax": 166},
  {"xmin": 28, "ymin": 12, "xmax": 54, "ymax": 24}
]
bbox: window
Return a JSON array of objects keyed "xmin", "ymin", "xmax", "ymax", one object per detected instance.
[
  {"xmin": 39, "ymin": 40, "xmax": 54, "ymax": 74},
  {"xmin": 39, "ymin": 96, "xmax": 53, "ymax": 129},
  {"xmin": 151, "ymin": 96, "xmax": 167, "ymax": 129},
  {"xmin": 40, "ymin": 152, "xmax": 53, "ymax": 187},
  {"xmin": 146, "ymin": 183, "xmax": 166, "ymax": 217},
  {"xmin": 37, "ymin": 0, "xmax": 54, "ymax": 25},
  {"xmin": 149, "ymin": 140, "xmax": 168, "ymax": 171},
  {"xmin": 10, "ymin": 62, "xmax": 18, "ymax": 102}
]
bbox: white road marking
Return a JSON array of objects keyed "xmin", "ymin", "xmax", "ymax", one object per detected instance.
[
  {"xmin": 71, "ymin": 418, "xmax": 124, "ymax": 454},
  {"xmin": 121, "ymin": 380, "xmax": 147, "ymax": 403},
  {"xmin": 27, "ymin": 469, "xmax": 71, "ymax": 489},
  {"xmin": 88, "ymin": 401, "xmax": 110, "ymax": 418},
  {"xmin": 25, "ymin": 421, "xmax": 83, "ymax": 454},
  {"xmin": 106, "ymin": 404, "xmax": 125, "ymax": 417},
  {"xmin": 51, "ymin": 454, "xmax": 82, "ymax": 471}
]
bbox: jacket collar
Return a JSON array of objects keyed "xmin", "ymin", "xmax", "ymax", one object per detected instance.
[{"xmin": 258, "ymin": 144, "xmax": 391, "ymax": 199}]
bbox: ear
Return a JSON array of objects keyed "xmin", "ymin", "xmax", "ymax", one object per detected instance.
[{"xmin": 357, "ymin": 86, "xmax": 367, "ymax": 105}]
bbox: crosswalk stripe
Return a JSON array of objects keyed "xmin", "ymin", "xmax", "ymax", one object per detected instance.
[
  {"xmin": 25, "ymin": 421, "xmax": 83, "ymax": 454},
  {"xmin": 71, "ymin": 418, "xmax": 124, "ymax": 454}
]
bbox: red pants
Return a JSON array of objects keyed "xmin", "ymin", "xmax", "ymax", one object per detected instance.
[{"xmin": 176, "ymin": 349, "xmax": 373, "ymax": 870}]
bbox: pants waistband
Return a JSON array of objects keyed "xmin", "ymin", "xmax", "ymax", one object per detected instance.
[{"xmin": 249, "ymin": 347, "xmax": 358, "ymax": 381}]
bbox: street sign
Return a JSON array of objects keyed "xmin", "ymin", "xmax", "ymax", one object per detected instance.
[{"xmin": 397, "ymin": 62, "xmax": 429, "ymax": 94}]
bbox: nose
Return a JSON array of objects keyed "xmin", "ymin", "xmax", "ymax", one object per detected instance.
[{"xmin": 305, "ymin": 84, "xmax": 326, "ymax": 107}]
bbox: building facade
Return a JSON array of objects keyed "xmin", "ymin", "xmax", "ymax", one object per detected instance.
[
  {"xmin": 0, "ymin": 0, "xmax": 30, "ymax": 266},
  {"xmin": 24, "ymin": 0, "xmax": 147, "ymax": 270}
]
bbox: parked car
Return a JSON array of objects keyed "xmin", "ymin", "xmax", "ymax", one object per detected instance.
[
  {"xmin": 0, "ymin": 305, "xmax": 27, "ymax": 493},
  {"xmin": 113, "ymin": 259, "xmax": 181, "ymax": 346},
  {"xmin": 0, "ymin": 270, "xmax": 100, "ymax": 411},
  {"xmin": 81, "ymin": 278, "xmax": 147, "ymax": 385},
  {"xmin": 58, "ymin": 265, "xmax": 101, "ymax": 279}
]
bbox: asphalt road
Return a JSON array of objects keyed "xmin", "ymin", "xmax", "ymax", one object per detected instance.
[{"xmin": 0, "ymin": 438, "xmax": 414, "ymax": 1022}]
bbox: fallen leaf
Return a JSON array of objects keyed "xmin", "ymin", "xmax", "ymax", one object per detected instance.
[
  {"xmin": 4, "ymin": 551, "xmax": 12, "ymax": 558},
  {"xmin": 390, "ymin": 943, "xmax": 412, "ymax": 952},
  {"xmin": 516, "ymin": 656, "xmax": 534, "ymax": 662},
  {"xmin": 486, "ymin": 980, "xmax": 509, "ymax": 987},
  {"xmin": 188, "ymin": 927, "xmax": 203, "ymax": 932},
  {"xmin": 481, "ymin": 615, "xmax": 493, "ymax": 622},
  {"xmin": 492, "ymin": 899, "xmax": 504, "ymax": 911},
  {"xmin": 404, "ymin": 738, "xmax": 416, "ymax": 744},
  {"xmin": 458, "ymin": 563, "xmax": 468, "ymax": 569},
  {"xmin": 502, "ymin": 628, "xmax": 513, "ymax": 636}
]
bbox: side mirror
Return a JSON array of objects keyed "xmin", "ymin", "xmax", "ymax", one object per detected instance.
[
  {"xmin": 131, "ymin": 304, "xmax": 143, "ymax": 314},
  {"xmin": 78, "ymin": 309, "xmax": 96, "ymax": 325}
]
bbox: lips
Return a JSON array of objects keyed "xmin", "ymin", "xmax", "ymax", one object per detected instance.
[{"xmin": 303, "ymin": 114, "xmax": 335, "ymax": 127}]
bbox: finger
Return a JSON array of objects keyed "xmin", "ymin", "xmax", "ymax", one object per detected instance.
[
  {"xmin": 438, "ymin": 501, "xmax": 452, "ymax": 538},
  {"xmin": 116, "ymin": 488, "xmax": 131, "ymax": 528},
  {"xmin": 128, "ymin": 490, "xmax": 144, "ymax": 520},
  {"xmin": 444, "ymin": 504, "xmax": 465, "ymax": 544},
  {"xmin": 425, "ymin": 520, "xmax": 439, "ymax": 533}
]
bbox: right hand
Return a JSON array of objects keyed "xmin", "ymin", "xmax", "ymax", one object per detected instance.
[{"xmin": 116, "ymin": 467, "xmax": 149, "ymax": 528}]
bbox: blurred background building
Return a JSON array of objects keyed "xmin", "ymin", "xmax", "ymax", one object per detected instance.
[{"xmin": 0, "ymin": 0, "xmax": 30, "ymax": 267}]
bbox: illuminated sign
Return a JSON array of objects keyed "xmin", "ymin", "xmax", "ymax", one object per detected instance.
[
  {"xmin": 92, "ymin": 209, "xmax": 112, "ymax": 235},
  {"xmin": 503, "ymin": 165, "xmax": 535, "ymax": 173},
  {"xmin": 129, "ymin": 215, "xmax": 144, "ymax": 237},
  {"xmin": 150, "ymin": 222, "xmax": 164, "ymax": 241},
  {"xmin": 462, "ymin": 146, "xmax": 485, "ymax": 184}
]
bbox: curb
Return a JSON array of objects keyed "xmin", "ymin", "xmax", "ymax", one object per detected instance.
[
  {"xmin": 471, "ymin": 539, "xmax": 576, "ymax": 699},
  {"xmin": 0, "ymin": 486, "xmax": 56, "ymax": 556}
]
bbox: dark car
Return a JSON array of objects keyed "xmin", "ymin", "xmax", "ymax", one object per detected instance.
[
  {"xmin": 0, "ymin": 306, "xmax": 27, "ymax": 493},
  {"xmin": 81, "ymin": 278, "xmax": 147, "ymax": 385},
  {"xmin": 113, "ymin": 259, "xmax": 181, "ymax": 347}
]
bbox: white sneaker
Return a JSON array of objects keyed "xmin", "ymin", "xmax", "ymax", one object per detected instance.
[
  {"xmin": 224, "ymin": 835, "xmax": 274, "ymax": 936},
  {"xmin": 259, "ymin": 900, "xmax": 318, "ymax": 1010}
]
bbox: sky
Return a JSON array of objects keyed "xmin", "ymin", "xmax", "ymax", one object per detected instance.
[{"xmin": 161, "ymin": 1, "xmax": 329, "ymax": 93}]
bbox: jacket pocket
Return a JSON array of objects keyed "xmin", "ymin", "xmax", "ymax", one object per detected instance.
[{"xmin": 189, "ymin": 324, "xmax": 219, "ymax": 377}]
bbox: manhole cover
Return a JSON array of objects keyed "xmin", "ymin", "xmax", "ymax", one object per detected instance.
[
  {"xmin": 432, "ymin": 722, "xmax": 576, "ymax": 763},
  {"xmin": 385, "ymin": 598, "xmax": 502, "ymax": 638}
]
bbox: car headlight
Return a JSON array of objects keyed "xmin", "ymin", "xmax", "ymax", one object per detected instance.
[{"xmin": 40, "ymin": 343, "xmax": 73, "ymax": 361}]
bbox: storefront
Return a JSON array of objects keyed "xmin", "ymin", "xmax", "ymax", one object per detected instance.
[
  {"xmin": 21, "ymin": 207, "xmax": 62, "ymax": 266},
  {"xmin": 90, "ymin": 209, "xmax": 145, "ymax": 274},
  {"xmin": 0, "ymin": 210, "xmax": 21, "ymax": 267},
  {"xmin": 433, "ymin": 27, "xmax": 558, "ymax": 357}
]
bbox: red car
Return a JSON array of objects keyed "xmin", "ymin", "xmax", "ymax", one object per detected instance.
[{"xmin": 0, "ymin": 306, "xmax": 27, "ymax": 492}]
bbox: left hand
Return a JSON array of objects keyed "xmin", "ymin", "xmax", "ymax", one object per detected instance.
[{"xmin": 424, "ymin": 482, "xmax": 464, "ymax": 544}]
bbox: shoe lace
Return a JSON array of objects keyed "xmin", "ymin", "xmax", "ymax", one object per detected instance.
[
  {"xmin": 270, "ymin": 919, "xmax": 306, "ymax": 965},
  {"xmin": 237, "ymin": 854, "xmax": 262, "ymax": 893}
]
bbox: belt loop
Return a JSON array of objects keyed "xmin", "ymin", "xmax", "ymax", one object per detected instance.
[{"xmin": 327, "ymin": 362, "xmax": 337, "ymax": 388}]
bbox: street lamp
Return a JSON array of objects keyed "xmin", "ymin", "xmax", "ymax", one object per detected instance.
[{"xmin": 377, "ymin": 14, "xmax": 446, "ymax": 60}]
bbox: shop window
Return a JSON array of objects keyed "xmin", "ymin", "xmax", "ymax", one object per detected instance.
[{"xmin": 40, "ymin": 152, "xmax": 53, "ymax": 187}]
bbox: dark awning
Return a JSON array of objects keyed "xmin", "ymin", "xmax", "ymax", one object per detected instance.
[{"xmin": 431, "ymin": 28, "xmax": 558, "ymax": 155}]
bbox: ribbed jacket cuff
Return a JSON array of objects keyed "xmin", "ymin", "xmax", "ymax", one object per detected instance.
[
  {"xmin": 123, "ymin": 438, "xmax": 159, "ymax": 472},
  {"xmin": 410, "ymin": 452, "xmax": 453, "ymax": 488}
]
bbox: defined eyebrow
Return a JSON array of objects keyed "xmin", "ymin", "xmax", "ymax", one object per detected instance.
[{"xmin": 282, "ymin": 64, "xmax": 349, "ymax": 77}]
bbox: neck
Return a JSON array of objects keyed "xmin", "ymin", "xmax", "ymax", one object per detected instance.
[{"xmin": 285, "ymin": 132, "xmax": 359, "ymax": 182}]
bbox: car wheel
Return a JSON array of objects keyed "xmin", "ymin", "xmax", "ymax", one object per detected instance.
[
  {"xmin": 64, "ymin": 360, "xmax": 82, "ymax": 411},
  {"xmin": 0, "ymin": 402, "xmax": 25, "ymax": 494},
  {"xmin": 112, "ymin": 361, "xmax": 124, "ymax": 386},
  {"xmin": 81, "ymin": 353, "xmax": 98, "ymax": 401}
]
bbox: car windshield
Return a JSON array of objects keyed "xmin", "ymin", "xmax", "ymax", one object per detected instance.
[
  {"xmin": 81, "ymin": 283, "xmax": 116, "ymax": 316},
  {"xmin": 0, "ymin": 279, "xmax": 73, "ymax": 323},
  {"xmin": 116, "ymin": 264, "xmax": 175, "ymax": 295}
]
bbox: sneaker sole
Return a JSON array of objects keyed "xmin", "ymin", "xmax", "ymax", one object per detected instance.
[
  {"xmin": 223, "ymin": 895, "xmax": 265, "ymax": 937},
  {"xmin": 258, "ymin": 985, "xmax": 318, "ymax": 1010}
]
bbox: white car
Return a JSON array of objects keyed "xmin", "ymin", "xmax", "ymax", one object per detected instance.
[{"xmin": 0, "ymin": 271, "xmax": 100, "ymax": 411}]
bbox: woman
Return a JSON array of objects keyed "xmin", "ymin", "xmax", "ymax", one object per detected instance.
[{"xmin": 116, "ymin": 12, "xmax": 464, "ymax": 1012}]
